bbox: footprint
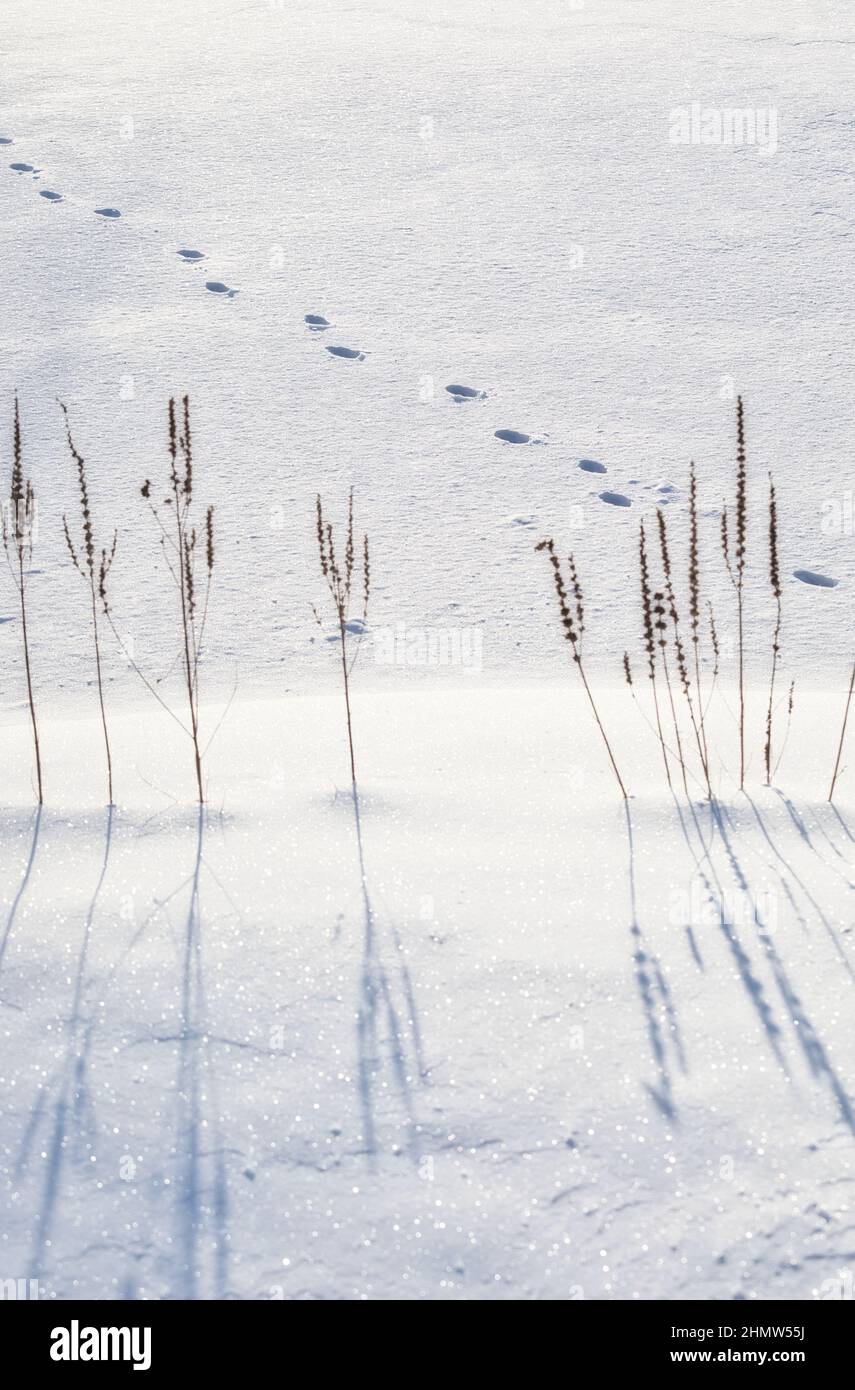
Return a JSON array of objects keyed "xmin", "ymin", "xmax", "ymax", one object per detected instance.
[
  {"xmin": 0, "ymin": 138, "xmax": 13, "ymax": 146},
  {"xmin": 39, "ymin": 190, "xmax": 62, "ymax": 202},
  {"xmin": 305, "ymin": 314, "xmax": 330, "ymax": 330},
  {"xmin": 177, "ymin": 248, "xmax": 205, "ymax": 261},
  {"xmin": 578, "ymin": 459, "xmax": 606, "ymax": 474},
  {"xmin": 326, "ymin": 345, "xmax": 366, "ymax": 361},
  {"xmin": 95, "ymin": 207, "xmax": 121, "ymax": 218},
  {"xmin": 599, "ymin": 491, "xmax": 632, "ymax": 508},
  {"xmin": 503, "ymin": 514, "xmax": 536, "ymax": 527},
  {"xmin": 793, "ymin": 569, "xmax": 838, "ymax": 588},
  {"xmin": 446, "ymin": 384, "xmax": 485, "ymax": 401},
  {"xmin": 205, "ymin": 281, "xmax": 238, "ymax": 298},
  {"xmin": 495, "ymin": 429, "xmax": 532, "ymax": 444},
  {"xmin": 10, "ymin": 162, "xmax": 34, "ymax": 172}
]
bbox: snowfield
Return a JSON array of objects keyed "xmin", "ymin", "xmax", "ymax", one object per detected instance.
[
  {"xmin": 1, "ymin": 0, "xmax": 853, "ymax": 1301},
  {"xmin": 1, "ymin": 685, "xmax": 854, "ymax": 1301}
]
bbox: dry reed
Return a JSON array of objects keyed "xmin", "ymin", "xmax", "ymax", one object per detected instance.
[
  {"xmin": 764, "ymin": 472, "xmax": 782, "ymax": 784},
  {"xmin": 137, "ymin": 396, "xmax": 215, "ymax": 804},
  {"xmin": 657, "ymin": 506, "xmax": 711, "ymax": 797},
  {"xmin": 651, "ymin": 560, "xmax": 689, "ymax": 797},
  {"xmin": 2, "ymin": 398, "xmax": 43, "ymax": 802},
  {"xmin": 536, "ymin": 537, "xmax": 628, "ymax": 799},
  {"xmin": 60, "ymin": 403, "xmax": 117, "ymax": 805},
  {"xmin": 314, "ymin": 488, "xmax": 370, "ymax": 787},
  {"xmin": 638, "ymin": 520, "xmax": 673, "ymax": 790},
  {"xmin": 829, "ymin": 662, "xmax": 855, "ymax": 803},
  {"xmin": 734, "ymin": 397, "xmax": 747, "ymax": 786},
  {"xmin": 688, "ymin": 461, "xmax": 711, "ymax": 780}
]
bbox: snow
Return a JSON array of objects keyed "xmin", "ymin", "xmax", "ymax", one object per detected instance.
[
  {"xmin": 0, "ymin": 0, "xmax": 853, "ymax": 1301},
  {"xmin": 1, "ymin": 684, "xmax": 853, "ymax": 1300}
]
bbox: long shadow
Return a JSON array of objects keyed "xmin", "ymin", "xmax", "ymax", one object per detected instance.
[
  {"xmin": 712, "ymin": 801, "xmax": 855, "ymax": 1137},
  {"xmin": 350, "ymin": 786, "xmax": 421, "ymax": 1166},
  {"xmin": 828, "ymin": 804, "xmax": 854, "ymax": 844},
  {"xmin": 774, "ymin": 790, "xmax": 854, "ymax": 886},
  {"xmin": 673, "ymin": 795, "xmax": 789, "ymax": 1074},
  {"xmin": 28, "ymin": 806, "xmax": 113, "ymax": 1281},
  {"xmin": 173, "ymin": 808, "xmax": 231, "ymax": 1300},
  {"xmin": 624, "ymin": 803, "xmax": 684, "ymax": 1120},
  {"xmin": 0, "ymin": 806, "xmax": 43, "ymax": 981},
  {"xmin": 745, "ymin": 793, "xmax": 855, "ymax": 988}
]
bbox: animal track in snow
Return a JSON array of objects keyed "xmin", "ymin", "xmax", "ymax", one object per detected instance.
[
  {"xmin": 446, "ymin": 384, "xmax": 485, "ymax": 401},
  {"xmin": 578, "ymin": 459, "xmax": 606, "ymax": 474},
  {"xmin": 39, "ymin": 190, "xmax": 62, "ymax": 201},
  {"xmin": 495, "ymin": 428, "xmax": 541, "ymax": 444},
  {"xmin": 0, "ymin": 138, "xmax": 13, "ymax": 145},
  {"xmin": 177, "ymin": 249, "xmax": 205, "ymax": 261},
  {"xmin": 793, "ymin": 569, "xmax": 838, "ymax": 588},
  {"xmin": 503, "ymin": 514, "xmax": 536, "ymax": 527},
  {"xmin": 599, "ymin": 491, "xmax": 632, "ymax": 508},
  {"xmin": 305, "ymin": 314, "xmax": 330, "ymax": 330},
  {"xmin": 326, "ymin": 345, "xmax": 366, "ymax": 361},
  {"xmin": 10, "ymin": 162, "xmax": 36, "ymax": 173},
  {"xmin": 95, "ymin": 207, "xmax": 121, "ymax": 218},
  {"xmin": 205, "ymin": 280, "xmax": 238, "ymax": 298}
]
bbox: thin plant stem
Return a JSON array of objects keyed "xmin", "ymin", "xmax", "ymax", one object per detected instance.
[
  {"xmin": 3, "ymin": 401, "xmax": 43, "ymax": 803},
  {"xmin": 829, "ymin": 662, "xmax": 855, "ymax": 803},
  {"xmin": 536, "ymin": 538, "xmax": 628, "ymax": 800},
  {"xmin": 17, "ymin": 549, "xmax": 43, "ymax": 804},
  {"xmin": 764, "ymin": 472, "xmax": 782, "ymax": 785}
]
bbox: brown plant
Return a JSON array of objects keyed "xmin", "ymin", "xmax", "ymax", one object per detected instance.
[
  {"xmin": 314, "ymin": 489, "xmax": 370, "ymax": 787},
  {"xmin": 133, "ymin": 396, "xmax": 215, "ymax": 803},
  {"xmin": 2, "ymin": 398, "xmax": 43, "ymax": 803},
  {"xmin": 536, "ymin": 537, "xmax": 628, "ymax": 799},
  {"xmin": 60, "ymin": 403, "xmax": 117, "ymax": 804}
]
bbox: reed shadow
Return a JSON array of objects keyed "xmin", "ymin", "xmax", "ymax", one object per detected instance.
[
  {"xmin": 712, "ymin": 801, "xmax": 855, "ymax": 1137},
  {"xmin": 28, "ymin": 805, "xmax": 113, "ymax": 1280},
  {"xmin": 828, "ymin": 805, "xmax": 854, "ymax": 844},
  {"xmin": 171, "ymin": 807, "xmax": 230, "ymax": 1300},
  {"xmin": 350, "ymin": 785, "xmax": 422, "ymax": 1166},
  {"xmin": 0, "ymin": 806, "xmax": 43, "ymax": 982},
  {"xmin": 674, "ymin": 795, "xmax": 789, "ymax": 1074},
  {"xmin": 744, "ymin": 793, "xmax": 855, "ymax": 988},
  {"xmin": 774, "ymin": 790, "xmax": 854, "ymax": 884},
  {"xmin": 624, "ymin": 803, "xmax": 684, "ymax": 1120}
]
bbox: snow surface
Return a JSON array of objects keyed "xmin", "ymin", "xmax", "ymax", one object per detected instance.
[
  {"xmin": 1, "ymin": 0, "xmax": 854, "ymax": 695},
  {"xmin": 1, "ymin": 685, "xmax": 854, "ymax": 1301},
  {"xmin": 1, "ymin": 0, "xmax": 854, "ymax": 1301}
]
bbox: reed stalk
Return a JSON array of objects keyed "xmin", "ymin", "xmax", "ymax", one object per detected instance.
[
  {"xmin": 60, "ymin": 404, "xmax": 117, "ymax": 805},
  {"xmin": 764, "ymin": 472, "xmax": 782, "ymax": 784},
  {"xmin": 829, "ymin": 662, "xmax": 855, "ymax": 803},
  {"xmin": 536, "ymin": 537, "xmax": 628, "ymax": 799},
  {"xmin": 2, "ymin": 398, "xmax": 43, "ymax": 803},
  {"xmin": 314, "ymin": 489, "xmax": 370, "ymax": 789}
]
